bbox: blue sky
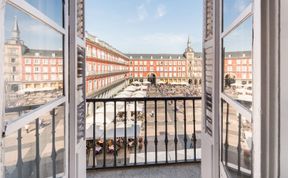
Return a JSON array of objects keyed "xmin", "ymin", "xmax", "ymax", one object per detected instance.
[
  {"xmin": 85, "ymin": 0, "xmax": 203, "ymax": 54},
  {"xmin": 4, "ymin": 0, "xmax": 252, "ymax": 52},
  {"xmin": 5, "ymin": 3, "xmax": 63, "ymax": 50}
]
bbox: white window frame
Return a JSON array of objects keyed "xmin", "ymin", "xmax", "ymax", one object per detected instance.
[
  {"xmin": 0, "ymin": 0, "xmax": 69, "ymax": 177},
  {"xmin": 219, "ymin": 2, "xmax": 254, "ymax": 178}
]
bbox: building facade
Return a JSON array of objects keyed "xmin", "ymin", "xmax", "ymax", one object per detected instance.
[
  {"xmin": 4, "ymin": 17, "xmax": 63, "ymax": 108},
  {"xmin": 85, "ymin": 32, "xmax": 129, "ymax": 98},
  {"xmin": 128, "ymin": 38, "xmax": 202, "ymax": 86},
  {"xmin": 223, "ymin": 51, "xmax": 252, "ymax": 85}
]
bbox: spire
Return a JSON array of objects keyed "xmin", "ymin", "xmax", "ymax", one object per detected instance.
[
  {"xmin": 187, "ymin": 36, "xmax": 191, "ymax": 48},
  {"xmin": 184, "ymin": 36, "xmax": 193, "ymax": 54},
  {"xmin": 11, "ymin": 16, "xmax": 20, "ymax": 42}
]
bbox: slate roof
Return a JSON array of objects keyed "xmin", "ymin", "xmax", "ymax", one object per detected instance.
[
  {"xmin": 23, "ymin": 49, "xmax": 63, "ymax": 58},
  {"xmin": 126, "ymin": 52, "xmax": 202, "ymax": 60},
  {"xmin": 225, "ymin": 51, "xmax": 251, "ymax": 58}
]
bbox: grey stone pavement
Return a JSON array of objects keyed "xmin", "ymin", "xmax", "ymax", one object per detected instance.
[{"xmin": 87, "ymin": 163, "xmax": 201, "ymax": 178}]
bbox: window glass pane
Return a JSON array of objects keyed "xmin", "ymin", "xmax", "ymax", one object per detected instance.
[
  {"xmin": 3, "ymin": 104, "xmax": 65, "ymax": 178},
  {"xmin": 39, "ymin": 104, "xmax": 65, "ymax": 177},
  {"xmin": 4, "ymin": 125, "xmax": 36, "ymax": 178},
  {"xmin": 221, "ymin": 101, "xmax": 252, "ymax": 177},
  {"xmin": 223, "ymin": 0, "xmax": 251, "ymax": 30},
  {"xmin": 222, "ymin": 17, "xmax": 252, "ymax": 110},
  {"xmin": 25, "ymin": 0, "xmax": 64, "ymax": 26},
  {"xmin": 4, "ymin": 4, "xmax": 64, "ymax": 122}
]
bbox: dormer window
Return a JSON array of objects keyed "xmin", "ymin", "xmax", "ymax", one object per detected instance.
[
  {"xmin": 52, "ymin": 53, "xmax": 56, "ymax": 57},
  {"xmin": 35, "ymin": 52, "xmax": 39, "ymax": 57}
]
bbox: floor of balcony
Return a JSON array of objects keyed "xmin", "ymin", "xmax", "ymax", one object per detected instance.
[{"xmin": 87, "ymin": 163, "xmax": 201, "ymax": 178}]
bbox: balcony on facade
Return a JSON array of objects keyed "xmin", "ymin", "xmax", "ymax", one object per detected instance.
[{"xmin": 86, "ymin": 70, "xmax": 129, "ymax": 78}]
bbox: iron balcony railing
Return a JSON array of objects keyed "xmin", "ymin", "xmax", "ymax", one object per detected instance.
[
  {"xmin": 86, "ymin": 96, "xmax": 202, "ymax": 170},
  {"xmin": 3, "ymin": 104, "xmax": 65, "ymax": 178}
]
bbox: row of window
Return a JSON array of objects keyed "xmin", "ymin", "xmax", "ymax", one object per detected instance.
[
  {"xmin": 86, "ymin": 62, "xmax": 128, "ymax": 74},
  {"xmin": 87, "ymin": 74, "xmax": 125, "ymax": 92},
  {"xmin": 25, "ymin": 66, "xmax": 63, "ymax": 73},
  {"xmin": 226, "ymin": 66, "xmax": 252, "ymax": 72},
  {"xmin": 132, "ymin": 60, "xmax": 186, "ymax": 66},
  {"xmin": 24, "ymin": 58, "xmax": 63, "ymax": 65},
  {"xmin": 131, "ymin": 66, "xmax": 187, "ymax": 72},
  {"xmin": 131, "ymin": 72, "xmax": 187, "ymax": 78},
  {"xmin": 226, "ymin": 59, "xmax": 252, "ymax": 65},
  {"xmin": 24, "ymin": 74, "xmax": 63, "ymax": 81},
  {"xmin": 86, "ymin": 45, "xmax": 128, "ymax": 65}
]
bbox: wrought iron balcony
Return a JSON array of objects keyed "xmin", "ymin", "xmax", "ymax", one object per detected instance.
[{"xmin": 86, "ymin": 96, "xmax": 202, "ymax": 170}]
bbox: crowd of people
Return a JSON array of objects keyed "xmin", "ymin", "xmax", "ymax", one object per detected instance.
[{"xmin": 147, "ymin": 83, "xmax": 201, "ymax": 97}]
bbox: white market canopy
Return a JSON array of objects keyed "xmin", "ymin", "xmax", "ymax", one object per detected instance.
[
  {"xmin": 142, "ymin": 81, "xmax": 151, "ymax": 85},
  {"xmin": 86, "ymin": 121, "xmax": 142, "ymax": 140},
  {"xmin": 124, "ymin": 86, "xmax": 138, "ymax": 92},
  {"xmin": 132, "ymin": 81, "xmax": 142, "ymax": 85}
]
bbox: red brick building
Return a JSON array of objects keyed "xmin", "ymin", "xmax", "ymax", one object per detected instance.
[
  {"xmin": 223, "ymin": 51, "xmax": 252, "ymax": 85},
  {"xmin": 127, "ymin": 38, "xmax": 202, "ymax": 86},
  {"xmin": 85, "ymin": 32, "xmax": 129, "ymax": 98}
]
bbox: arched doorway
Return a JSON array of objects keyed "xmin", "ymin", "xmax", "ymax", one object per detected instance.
[{"xmin": 147, "ymin": 73, "xmax": 156, "ymax": 85}]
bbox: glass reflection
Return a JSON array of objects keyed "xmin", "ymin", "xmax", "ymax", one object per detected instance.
[
  {"xmin": 25, "ymin": 0, "xmax": 64, "ymax": 26},
  {"xmin": 4, "ymin": 5, "xmax": 64, "ymax": 122},
  {"xmin": 39, "ymin": 104, "xmax": 65, "ymax": 177},
  {"xmin": 221, "ymin": 101, "xmax": 252, "ymax": 177},
  {"xmin": 3, "ymin": 104, "xmax": 65, "ymax": 177},
  {"xmin": 223, "ymin": 0, "xmax": 251, "ymax": 30},
  {"xmin": 4, "ymin": 121, "xmax": 36, "ymax": 178},
  {"xmin": 223, "ymin": 17, "xmax": 253, "ymax": 110}
]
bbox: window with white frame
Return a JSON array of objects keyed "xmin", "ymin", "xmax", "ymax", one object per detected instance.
[{"xmin": 221, "ymin": 1, "xmax": 253, "ymax": 177}]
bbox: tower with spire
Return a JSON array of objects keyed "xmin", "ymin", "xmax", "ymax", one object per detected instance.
[
  {"xmin": 184, "ymin": 36, "xmax": 194, "ymax": 58},
  {"xmin": 7, "ymin": 16, "xmax": 22, "ymax": 45},
  {"xmin": 4, "ymin": 16, "xmax": 24, "ymax": 98}
]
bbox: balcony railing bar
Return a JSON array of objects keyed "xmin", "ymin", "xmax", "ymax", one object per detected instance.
[
  {"xmin": 154, "ymin": 100, "xmax": 158, "ymax": 164},
  {"xmin": 113, "ymin": 101, "xmax": 117, "ymax": 167},
  {"xmin": 124, "ymin": 101, "xmax": 127, "ymax": 166},
  {"xmin": 174, "ymin": 99, "xmax": 178, "ymax": 163},
  {"xmin": 103, "ymin": 102, "xmax": 107, "ymax": 167},
  {"xmin": 164, "ymin": 100, "xmax": 168, "ymax": 164},
  {"xmin": 237, "ymin": 114, "xmax": 242, "ymax": 174},
  {"xmin": 134, "ymin": 101, "xmax": 137, "ymax": 166},
  {"xmin": 17, "ymin": 129, "xmax": 23, "ymax": 178},
  {"xmin": 51, "ymin": 109, "xmax": 57, "ymax": 178},
  {"xmin": 184, "ymin": 100, "xmax": 187, "ymax": 162},
  {"xmin": 144, "ymin": 100, "xmax": 148, "ymax": 165},
  {"xmin": 193, "ymin": 99, "xmax": 197, "ymax": 162},
  {"xmin": 35, "ymin": 118, "xmax": 40, "ymax": 178},
  {"xmin": 92, "ymin": 101, "xmax": 96, "ymax": 168},
  {"xmin": 224, "ymin": 104, "xmax": 230, "ymax": 166}
]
